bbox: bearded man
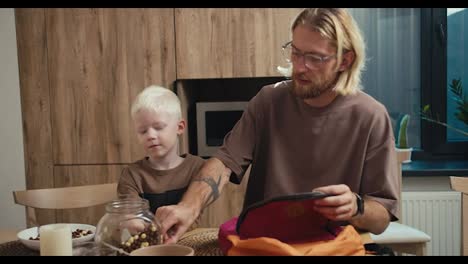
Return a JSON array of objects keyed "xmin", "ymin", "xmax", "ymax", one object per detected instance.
[{"xmin": 156, "ymin": 8, "xmax": 400, "ymax": 245}]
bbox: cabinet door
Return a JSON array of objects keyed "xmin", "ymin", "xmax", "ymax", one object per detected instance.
[
  {"xmin": 46, "ymin": 8, "xmax": 176, "ymax": 164},
  {"xmin": 16, "ymin": 8, "xmax": 56, "ymax": 224},
  {"xmin": 175, "ymin": 8, "xmax": 302, "ymax": 79}
]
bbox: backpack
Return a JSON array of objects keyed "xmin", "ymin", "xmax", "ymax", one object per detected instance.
[{"xmin": 218, "ymin": 192, "xmax": 366, "ymax": 256}]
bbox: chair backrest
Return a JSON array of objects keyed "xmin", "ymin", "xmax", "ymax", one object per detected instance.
[
  {"xmin": 450, "ymin": 176, "xmax": 468, "ymax": 256},
  {"xmin": 13, "ymin": 183, "xmax": 118, "ymax": 227}
]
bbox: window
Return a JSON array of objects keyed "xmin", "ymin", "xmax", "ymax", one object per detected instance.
[
  {"xmin": 350, "ymin": 8, "xmax": 422, "ymax": 152},
  {"xmin": 350, "ymin": 8, "xmax": 467, "ymax": 159},
  {"xmin": 421, "ymin": 8, "xmax": 468, "ymax": 158}
]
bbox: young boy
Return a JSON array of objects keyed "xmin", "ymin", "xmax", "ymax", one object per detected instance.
[{"xmin": 118, "ymin": 85, "xmax": 205, "ymax": 221}]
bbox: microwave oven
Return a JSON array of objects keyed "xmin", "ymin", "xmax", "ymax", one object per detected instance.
[{"xmin": 196, "ymin": 101, "xmax": 249, "ymax": 157}]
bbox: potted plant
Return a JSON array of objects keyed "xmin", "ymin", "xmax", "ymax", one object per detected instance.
[
  {"xmin": 421, "ymin": 78, "xmax": 468, "ymax": 137},
  {"xmin": 394, "ymin": 114, "xmax": 413, "ymax": 163}
]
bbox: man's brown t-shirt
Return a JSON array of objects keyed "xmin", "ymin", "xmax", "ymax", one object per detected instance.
[{"xmin": 213, "ymin": 80, "xmax": 400, "ymax": 220}]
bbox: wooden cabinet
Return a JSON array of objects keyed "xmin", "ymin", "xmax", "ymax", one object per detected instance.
[
  {"xmin": 15, "ymin": 8, "xmax": 300, "ymax": 225},
  {"xmin": 16, "ymin": 8, "xmax": 176, "ymax": 224},
  {"xmin": 16, "ymin": 9, "xmax": 54, "ymax": 189},
  {"xmin": 45, "ymin": 8, "xmax": 176, "ymax": 164},
  {"xmin": 15, "ymin": 8, "xmax": 55, "ymax": 224},
  {"xmin": 17, "ymin": 8, "xmax": 176, "ymax": 164},
  {"xmin": 175, "ymin": 8, "xmax": 302, "ymax": 79}
]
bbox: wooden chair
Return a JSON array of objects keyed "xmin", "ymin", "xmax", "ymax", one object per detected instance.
[
  {"xmin": 370, "ymin": 151, "xmax": 431, "ymax": 256},
  {"xmin": 449, "ymin": 176, "xmax": 468, "ymax": 256},
  {"xmin": 13, "ymin": 183, "xmax": 118, "ymax": 227}
]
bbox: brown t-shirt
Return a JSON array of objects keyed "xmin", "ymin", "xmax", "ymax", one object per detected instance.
[
  {"xmin": 213, "ymin": 80, "xmax": 400, "ymax": 221},
  {"xmin": 118, "ymin": 153, "xmax": 205, "ymax": 215}
]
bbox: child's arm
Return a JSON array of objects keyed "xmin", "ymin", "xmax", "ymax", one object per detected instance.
[{"xmin": 117, "ymin": 167, "xmax": 141, "ymax": 199}]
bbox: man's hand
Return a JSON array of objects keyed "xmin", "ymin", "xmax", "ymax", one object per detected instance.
[
  {"xmin": 155, "ymin": 203, "xmax": 198, "ymax": 244},
  {"xmin": 312, "ymin": 184, "xmax": 357, "ymax": 221},
  {"xmin": 313, "ymin": 184, "xmax": 391, "ymax": 234}
]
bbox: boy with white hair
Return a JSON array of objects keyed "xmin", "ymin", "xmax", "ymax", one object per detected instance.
[{"xmin": 118, "ymin": 85, "xmax": 205, "ymax": 223}]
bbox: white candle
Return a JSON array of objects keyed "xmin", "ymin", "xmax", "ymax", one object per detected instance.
[{"xmin": 39, "ymin": 224, "xmax": 73, "ymax": 256}]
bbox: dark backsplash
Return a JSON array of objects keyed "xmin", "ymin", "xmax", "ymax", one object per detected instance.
[
  {"xmin": 174, "ymin": 76, "xmax": 288, "ymax": 156},
  {"xmin": 173, "ymin": 76, "xmax": 288, "ymax": 102}
]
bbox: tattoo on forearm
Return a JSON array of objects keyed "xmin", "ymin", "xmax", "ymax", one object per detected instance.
[{"xmin": 194, "ymin": 175, "xmax": 222, "ymax": 208}]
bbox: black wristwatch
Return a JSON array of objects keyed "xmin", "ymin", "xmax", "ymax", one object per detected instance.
[{"xmin": 353, "ymin": 193, "xmax": 365, "ymax": 217}]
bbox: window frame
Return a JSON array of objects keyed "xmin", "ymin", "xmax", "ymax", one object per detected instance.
[{"xmin": 418, "ymin": 8, "xmax": 468, "ymax": 160}]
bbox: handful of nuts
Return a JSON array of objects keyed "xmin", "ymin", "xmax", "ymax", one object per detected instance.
[{"xmin": 119, "ymin": 224, "xmax": 163, "ymax": 254}]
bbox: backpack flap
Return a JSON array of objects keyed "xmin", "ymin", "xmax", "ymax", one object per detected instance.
[{"xmin": 236, "ymin": 192, "xmax": 343, "ymax": 243}]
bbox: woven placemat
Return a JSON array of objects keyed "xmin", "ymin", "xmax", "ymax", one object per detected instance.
[
  {"xmin": 177, "ymin": 228, "xmax": 223, "ymax": 256},
  {"xmin": 0, "ymin": 240, "xmax": 39, "ymax": 256},
  {"xmin": 0, "ymin": 230, "xmax": 224, "ymax": 256}
]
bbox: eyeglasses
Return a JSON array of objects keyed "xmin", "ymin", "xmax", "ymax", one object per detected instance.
[{"xmin": 281, "ymin": 41, "xmax": 336, "ymax": 69}]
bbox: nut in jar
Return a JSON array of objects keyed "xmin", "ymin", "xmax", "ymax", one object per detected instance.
[{"xmin": 95, "ymin": 198, "xmax": 163, "ymax": 255}]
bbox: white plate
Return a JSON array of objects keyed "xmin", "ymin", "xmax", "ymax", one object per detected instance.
[{"xmin": 17, "ymin": 223, "xmax": 96, "ymax": 251}]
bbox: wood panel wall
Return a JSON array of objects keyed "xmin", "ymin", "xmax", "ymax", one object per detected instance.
[
  {"xmin": 15, "ymin": 8, "xmax": 55, "ymax": 224},
  {"xmin": 15, "ymin": 8, "xmax": 300, "ymax": 227},
  {"xmin": 15, "ymin": 8, "xmax": 177, "ymax": 225},
  {"xmin": 175, "ymin": 8, "xmax": 301, "ymax": 79},
  {"xmin": 45, "ymin": 8, "xmax": 176, "ymax": 164}
]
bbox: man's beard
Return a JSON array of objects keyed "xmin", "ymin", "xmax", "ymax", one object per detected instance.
[{"xmin": 290, "ymin": 72, "xmax": 338, "ymax": 99}]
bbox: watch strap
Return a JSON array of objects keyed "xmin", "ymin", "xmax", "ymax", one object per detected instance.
[{"xmin": 352, "ymin": 193, "xmax": 364, "ymax": 217}]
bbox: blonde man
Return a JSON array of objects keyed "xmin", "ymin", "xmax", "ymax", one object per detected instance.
[
  {"xmin": 118, "ymin": 85, "xmax": 205, "ymax": 225},
  {"xmin": 157, "ymin": 8, "xmax": 399, "ymax": 244}
]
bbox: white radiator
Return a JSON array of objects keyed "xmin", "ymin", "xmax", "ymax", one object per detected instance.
[{"xmin": 402, "ymin": 191, "xmax": 462, "ymax": 256}]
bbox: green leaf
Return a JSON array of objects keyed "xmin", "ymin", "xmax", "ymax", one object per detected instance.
[
  {"xmin": 422, "ymin": 104, "xmax": 430, "ymax": 113},
  {"xmin": 421, "ymin": 77, "xmax": 468, "ymax": 133}
]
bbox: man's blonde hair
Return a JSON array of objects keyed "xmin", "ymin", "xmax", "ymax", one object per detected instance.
[
  {"xmin": 131, "ymin": 85, "xmax": 182, "ymax": 120},
  {"xmin": 281, "ymin": 8, "xmax": 366, "ymax": 95}
]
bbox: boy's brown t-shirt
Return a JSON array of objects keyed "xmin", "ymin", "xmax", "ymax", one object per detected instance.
[
  {"xmin": 118, "ymin": 153, "xmax": 205, "ymax": 227},
  {"xmin": 213, "ymin": 80, "xmax": 400, "ymax": 221}
]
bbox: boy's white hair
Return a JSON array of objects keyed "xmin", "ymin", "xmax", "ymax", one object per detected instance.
[{"xmin": 131, "ymin": 85, "xmax": 182, "ymax": 120}]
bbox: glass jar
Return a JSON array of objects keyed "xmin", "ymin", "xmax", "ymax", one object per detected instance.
[{"xmin": 95, "ymin": 198, "xmax": 163, "ymax": 255}]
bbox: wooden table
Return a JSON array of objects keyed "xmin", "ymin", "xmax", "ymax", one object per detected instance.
[
  {"xmin": 0, "ymin": 228, "xmax": 223, "ymax": 256},
  {"xmin": 0, "ymin": 228, "xmax": 376, "ymax": 256}
]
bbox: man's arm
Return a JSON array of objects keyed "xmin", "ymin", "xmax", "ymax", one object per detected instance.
[
  {"xmin": 349, "ymin": 198, "xmax": 390, "ymax": 234},
  {"xmin": 183, "ymin": 157, "xmax": 232, "ymax": 211},
  {"xmin": 156, "ymin": 157, "xmax": 231, "ymax": 243}
]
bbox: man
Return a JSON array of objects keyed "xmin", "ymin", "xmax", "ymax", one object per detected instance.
[{"xmin": 156, "ymin": 8, "xmax": 400, "ymax": 244}]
